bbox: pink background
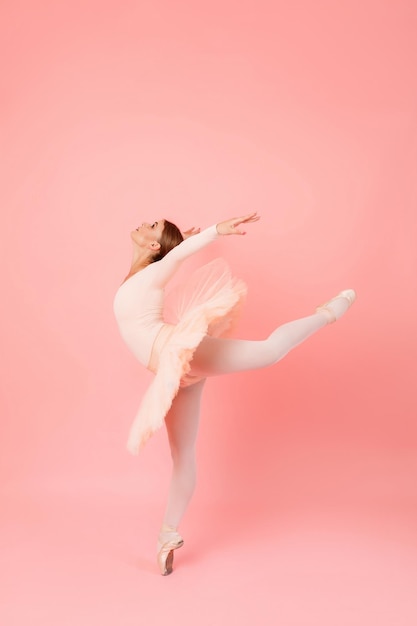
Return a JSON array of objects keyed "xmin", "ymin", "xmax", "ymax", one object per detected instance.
[{"xmin": 1, "ymin": 0, "xmax": 416, "ymax": 624}]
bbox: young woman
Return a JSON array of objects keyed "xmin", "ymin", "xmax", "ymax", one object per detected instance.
[{"xmin": 113, "ymin": 212, "xmax": 356, "ymax": 575}]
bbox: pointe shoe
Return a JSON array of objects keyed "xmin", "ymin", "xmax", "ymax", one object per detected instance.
[
  {"xmin": 157, "ymin": 525, "xmax": 184, "ymax": 576},
  {"xmin": 316, "ymin": 289, "xmax": 357, "ymax": 324}
]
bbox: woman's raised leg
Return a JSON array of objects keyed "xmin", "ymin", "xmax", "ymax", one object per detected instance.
[{"xmin": 190, "ymin": 292, "xmax": 355, "ymax": 377}]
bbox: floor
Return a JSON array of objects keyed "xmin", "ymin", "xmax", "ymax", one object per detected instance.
[{"xmin": 2, "ymin": 479, "xmax": 416, "ymax": 626}]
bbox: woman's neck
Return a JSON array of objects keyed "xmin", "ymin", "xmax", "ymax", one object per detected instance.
[
  {"xmin": 121, "ymin": 242, "xmax": 153, "ymax": 284},
  {"xmin": 122, "ymin": 259, "xmax": 150, "ymax": 283}
]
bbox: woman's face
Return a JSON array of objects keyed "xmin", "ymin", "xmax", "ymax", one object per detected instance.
[{"xmin": 131, "ymin": 219, "xmax": 165, "ymax": 247}]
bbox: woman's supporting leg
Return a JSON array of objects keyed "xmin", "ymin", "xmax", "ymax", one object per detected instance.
[
  {"xmin": 190, "ymin": 295, "xmax": 352, "ymax": 377},
  {"xmin": 157, "ymin": 380, "xmax": 205, "ymax": 575},
  {"xmin": 161, "ymin": 378, "xmax": 206, "ymax": 531}
]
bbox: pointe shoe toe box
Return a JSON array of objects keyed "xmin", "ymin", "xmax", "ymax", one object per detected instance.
[{"xmin": 338, "ymin": 289, "xmax": 356, "ymax": 305}]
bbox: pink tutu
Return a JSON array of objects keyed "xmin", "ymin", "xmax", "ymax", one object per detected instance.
[{"xmin": 126, "ymin": 258, "xmax": 247, "ymax": 454}]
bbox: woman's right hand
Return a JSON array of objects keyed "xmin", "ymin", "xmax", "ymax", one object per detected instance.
[
  {"xmin": 182, "ymin": 226, "xmax": 201, "ymax": 239},
  {"xmin": 216, "ymin": 212, "xmax": 260, "ymax": 236}
]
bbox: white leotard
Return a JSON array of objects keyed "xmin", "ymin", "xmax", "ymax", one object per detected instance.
[{"xmin": 113, "ymin": 225, "xmax": 219, "ymax": 367}]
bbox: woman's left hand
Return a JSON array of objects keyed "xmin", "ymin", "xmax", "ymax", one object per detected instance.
[{"xmin": 216, "ymin": 212, "xmax": 260, "ymax": 236}]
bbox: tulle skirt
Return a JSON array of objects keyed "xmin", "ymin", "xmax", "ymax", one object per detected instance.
[{"xmin": 126, "ymin": 258, "xmax": 247, "ymax": 454}]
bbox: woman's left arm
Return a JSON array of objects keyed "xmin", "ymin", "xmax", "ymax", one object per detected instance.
[
  {"xmin": 154, "ymin": 212, "xmax": 260, "ymax": 287},
  {"xmin": 153, "ymin": 225, "xmax": 219, "ymax": 287}
]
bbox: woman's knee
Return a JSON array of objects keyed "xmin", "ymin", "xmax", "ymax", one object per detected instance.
[{"xmin": 170, "ymin": 447, "xmax": 196, "ymax": 469}]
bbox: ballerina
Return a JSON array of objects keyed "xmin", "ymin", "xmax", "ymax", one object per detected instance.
[{"xmin": 113, "ymin": 212, "xmax": 356, "ymax": 575}]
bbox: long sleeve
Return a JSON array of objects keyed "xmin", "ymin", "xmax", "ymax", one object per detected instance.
[{"xmin": 151, "ymin": 224, "xmax": 219, "ymax": 288}]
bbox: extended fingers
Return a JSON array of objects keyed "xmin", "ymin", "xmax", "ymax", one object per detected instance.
[
  {"xmin": 244, "ymin": 213, "xmax": 260, "ymax": 223},
  {"xmin": 233, "ymin": 212, "xmax": 260, "ymax": 227},
  {"xmin": 216, "ymin": 213, "xmax": 260, "ymax": 236},
  {"xmin": 237, "ymin": 212, "xmax": 259, "ymax": 223},
  {"xmin": 182, "ymin": 226, "xmax": 201, "ymax": 239}
]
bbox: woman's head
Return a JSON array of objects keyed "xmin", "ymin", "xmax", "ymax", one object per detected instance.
[
  {"xmin": 131, "ymin": 219, "xmax": 184, "ymax": 263},
  {"xmin": 151, "ymin": 219, "xmax": 184, "ymax": 262}
]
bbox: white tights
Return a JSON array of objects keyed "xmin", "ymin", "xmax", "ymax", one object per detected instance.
[{"xmin": 162, "ymin": 297, "xmax": 350, "ymax": 532}]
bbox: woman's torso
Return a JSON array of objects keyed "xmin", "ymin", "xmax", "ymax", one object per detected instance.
[
  {"xmin": 113, "ymin": 264, "xmax": 165, "ymax": 367},
  {"xmin": 113, "ymin": 225, "xmax": 219, "ymax": 367}
]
